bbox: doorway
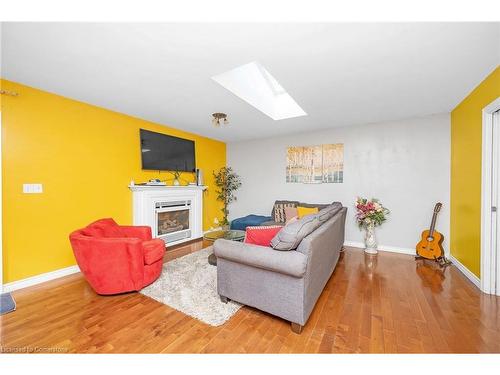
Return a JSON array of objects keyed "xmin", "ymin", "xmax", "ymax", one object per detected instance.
[{"xmin": 481, "ymin": 98, "xmax": 500, "ymax": 295}]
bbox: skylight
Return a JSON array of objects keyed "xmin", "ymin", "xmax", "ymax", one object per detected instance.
[{"xmin": 212, "ymin": 62, "xmax": 307, "ymax": 121}]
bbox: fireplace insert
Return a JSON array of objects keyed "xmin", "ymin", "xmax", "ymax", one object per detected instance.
[{"xmin": 155, "ymin": 200, "xmax": 192, "ymax": 244}]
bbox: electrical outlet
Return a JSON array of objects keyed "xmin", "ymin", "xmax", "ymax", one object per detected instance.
[{"xmin": 23, "ymin": 183, "xmax": 43, "ymax": 194}]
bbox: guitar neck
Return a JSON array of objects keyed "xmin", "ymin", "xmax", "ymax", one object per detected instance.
[{"xmin": 429, "ymin": 213, "xmax": 438, "ymax": 236}]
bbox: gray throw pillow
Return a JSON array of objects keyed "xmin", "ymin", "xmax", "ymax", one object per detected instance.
[
  {"xmin": 316, "ymin": 202, "xmax": 342, "ymax": 223},
  {"xmin": 270, "ymin": 214, "xmax": 322, "ymax": 251}
]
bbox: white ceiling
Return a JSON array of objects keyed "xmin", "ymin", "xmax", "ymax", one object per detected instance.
[{"xmin": 1, "ymin": 22, "xmax": 499, "ymax": 142}]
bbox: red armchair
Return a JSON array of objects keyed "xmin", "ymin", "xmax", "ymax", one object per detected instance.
[{"xmin": 69, "ymin": 218, "xmax": 165, "ymax": 295}]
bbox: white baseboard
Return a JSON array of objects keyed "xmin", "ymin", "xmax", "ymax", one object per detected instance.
[
  {"xmin": 448, "ymin": 254, "xmax": 481, "ymax": 289},
  {"xmin": 344, "ymin": 241, "xmax": 415, "ymax": 255},
  {"xmin": 3, "ymin": 265, "xmax": 81, "ymax": 293}
]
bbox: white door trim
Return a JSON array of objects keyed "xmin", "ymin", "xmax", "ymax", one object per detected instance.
[
  {"xmin": 0, "ymin": 110, "xmax": 3, "ymax": 293},
  {"xmin": 449, "ymin": 254, "xmax": 481, "ymax": 289},
  {"xmin": 480, "ymin": 97, "xmax": 500, "ymax": 295}
]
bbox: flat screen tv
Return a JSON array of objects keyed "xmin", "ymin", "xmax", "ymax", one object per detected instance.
[{"xmin": 140, "ymin": 129, "xmax": 196, "ymax": 172}]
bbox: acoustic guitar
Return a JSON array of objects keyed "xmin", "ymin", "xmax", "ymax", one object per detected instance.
[{"xmin": 416, "ymin": 203, "xmax": 450, "ymax": 266}]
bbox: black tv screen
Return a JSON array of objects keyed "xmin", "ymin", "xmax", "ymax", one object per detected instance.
[{"xmin": 140, "ymin": 129, "xmax": 196, "ymax": 172}]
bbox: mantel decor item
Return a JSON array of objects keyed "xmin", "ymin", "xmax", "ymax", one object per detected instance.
[
  {"xmin": 172, "ymin": 170, "xmax": 182, "ymax": 186},
  {"xmin": 213, "ymin": 167, "xmax": 242, "ymax": 228},
  {"xmin": 196, "ymin": 168, "xmax": 204, "ymax": 186},
  {"xmin": 355, "ymin": 197, "xmax": 390, "ymax": 255}
]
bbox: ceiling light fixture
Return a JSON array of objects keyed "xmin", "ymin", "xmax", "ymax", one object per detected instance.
[{"xmin": 212, "ymin": 112, "xmax": 229, "ymax": 127}]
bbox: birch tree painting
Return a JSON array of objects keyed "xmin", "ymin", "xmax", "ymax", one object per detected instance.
[
  {"xmin": 286, "ymin": 144, "xmax": 343, "ymax": 183},
  {"xmin": 322, "ymin": 144, "xmax": 344, "ymax": 183}
]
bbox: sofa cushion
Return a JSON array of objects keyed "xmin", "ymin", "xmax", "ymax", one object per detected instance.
[
  {"xmin": 284, "ymin": 206, "xmax": 299, "ymax": 222},
  {"xmin": 244, "ymin": 225, "xmax": 282, "ymax": 247},
  {"xmin": 82, "ymin": 218, "xmax": 125, "ymax": 238},
  {"xmin": 80, "ymin": 226, "xmax": 103, "ymax": 238},
  {"xmin": 297, "ymin": 206, "xmax": 319, "ymax": 218},
  {"xmin": 272, "ymin": 200, "xmax": 299, "ymax": 223},
  {"xmin": 298, "ymin": 202, "xmax": 330, "ymax": 211},
  {"xmin": 270, "ymin": 214, "xmax": 322, "ymax": 251}
]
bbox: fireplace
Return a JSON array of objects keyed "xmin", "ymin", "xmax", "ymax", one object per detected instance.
[
  {"xmin": 157, "ymin": 209, "xmax": 189, "ymax": 235},
  {"xmin": 155, "ymin": 200, "xmax": 192, "ymax": 244},
  {"xmin": 129, "ymin": 185, "xmax": 205, "ymax": 247}
]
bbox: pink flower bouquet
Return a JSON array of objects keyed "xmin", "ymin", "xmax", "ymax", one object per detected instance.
[{"xmin": 355, "ymin": 197, "xmax": 390, "ymax": 229}]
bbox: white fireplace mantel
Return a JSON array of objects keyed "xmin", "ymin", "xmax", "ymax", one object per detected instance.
[
  {"xmin": 128, "ymin": 184, "xmax": 208, "ymax": 192},
  {"xmin": 129, "ymin": 184, "xmax": 207, "ymax": 246}
]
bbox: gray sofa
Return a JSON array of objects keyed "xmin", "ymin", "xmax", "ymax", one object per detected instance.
[{"xmin": 214, "ymin": 204, "xmax": 347, "ymax": 333}]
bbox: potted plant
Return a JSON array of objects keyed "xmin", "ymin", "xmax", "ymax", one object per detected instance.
[
  {"xmin": 355, "ymin": 197, "xmax": 390, "ymax": 254},
  {"xmin": 213, "ymin": 167, "xmax": 242, "ymax": 229}
]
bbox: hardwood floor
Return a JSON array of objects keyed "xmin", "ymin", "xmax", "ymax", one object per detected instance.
[{"xmin": 1, "ymin": 241, "xmax": 499, "ymax": 353}]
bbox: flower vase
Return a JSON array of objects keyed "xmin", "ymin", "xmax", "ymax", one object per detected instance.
[
  {"xmin": 173, "ymin": 178, "xmax": 180, "ymax": 186},
  {"xmin": 364, "ymin": 224, "xmax": 378, "ymax": 254}
]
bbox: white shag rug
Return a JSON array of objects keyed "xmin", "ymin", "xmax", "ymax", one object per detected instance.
[{"xmin": 140, "ymin": 246, "xmax": 242, "ymax": 326}]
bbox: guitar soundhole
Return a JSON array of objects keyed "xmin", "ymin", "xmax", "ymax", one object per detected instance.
[{"xmin": 427, "ymin": 236, "xmax": 434, "ymax": 242}]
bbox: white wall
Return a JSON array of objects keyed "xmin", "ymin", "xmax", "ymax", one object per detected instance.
[{"xmin": 227, "ymin": 113, "xmax": 450, "ymax": 253}]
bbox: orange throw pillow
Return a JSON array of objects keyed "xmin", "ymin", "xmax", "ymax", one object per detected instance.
[{"xmin": 244, "ymin": 226, "xmax": 283, "ymax": 247}]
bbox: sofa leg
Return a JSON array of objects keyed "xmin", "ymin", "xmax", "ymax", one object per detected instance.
[
  {"xmin": 220, "ymin": 295, "xmax": 229, "ymax": 303},
  {"xmin": 291, "ymin": 322, "xmax": 303, "ymax": 334}
]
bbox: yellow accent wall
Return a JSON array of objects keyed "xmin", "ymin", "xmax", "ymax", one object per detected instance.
[
  {"xmin": 1, "ymin": 79, "xmax": 226, "ymax": 283},
  {"xmin": 450, "ymin": 66, "xmax": 500, "ymax": 277}
]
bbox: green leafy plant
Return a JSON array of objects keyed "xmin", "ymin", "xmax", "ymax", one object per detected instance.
[{"xmin": 213, "ymin": 167, "xmax": 242, "ymax": 226}]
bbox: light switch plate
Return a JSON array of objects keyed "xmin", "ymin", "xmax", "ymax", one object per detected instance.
[{"xmin": 23, "ymin": 183, "xmax": 43, "ymax": 194}]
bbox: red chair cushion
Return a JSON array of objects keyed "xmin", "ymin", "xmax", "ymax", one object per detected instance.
[
  {"xmin": 244, "ymin": 225, "xmax": 282, "ymax": 247},
  {"xmin": 82, "ymin": 218, "xmax": 125, "ymax": 238},
  {"xmin": 143, "ymin": 239, "xmax": 166, "ymax": 265}
]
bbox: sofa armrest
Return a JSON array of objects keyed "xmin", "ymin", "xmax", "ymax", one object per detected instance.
[
  {"xmin": 213, "ymin": 239, "xmax": 307, "ymax": 278},
  {"xmin": 120, "ymin": 225, "xmax": 152, "ymax": 241}
]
